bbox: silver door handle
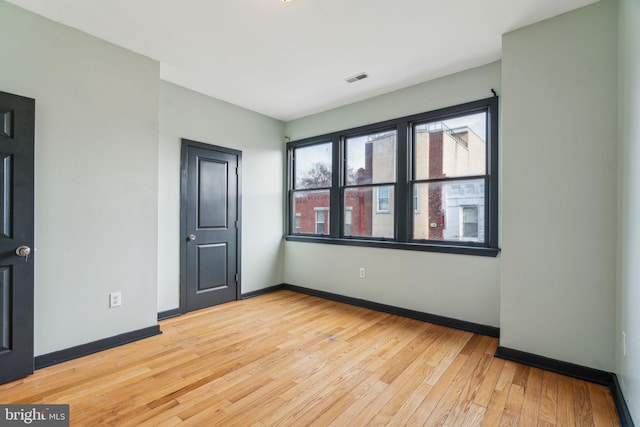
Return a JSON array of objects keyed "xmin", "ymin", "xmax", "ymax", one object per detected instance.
[
  {"xmin": 16, "ymin": 245, "xmax": 31, "ymax": 261},
  {"xmin": 187, "ymin": 234, "xmax": 196, "ymax": 241}
]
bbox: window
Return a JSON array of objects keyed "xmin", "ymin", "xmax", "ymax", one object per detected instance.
[
  {"xmin": 286, "ymin": 97, "xmax": 498, "ymax": 256},
  {"xmin": 344, "ymin": 208, "xmax": 352, "ymax": 236},
  {"xmin": 294, "ymin": 213, "xmax": 301, "ymax": 233},
  {"xmin": 344, "ymin": 130, "xmax": 396, "ymax": 238},
  {"xmin": 290, "ymin": 142, "xmax": 332, "ymax": 236},
  {"xmin": 315, "ymin": 209, "xmax": 328, "ymax": 234},
  {"xmin": 461, "ymin": 206, "xmax": 479, "ymax": 239},
  {"xmin": 377, "ymin": 186, "xmax": 390, "ymax": 213}
]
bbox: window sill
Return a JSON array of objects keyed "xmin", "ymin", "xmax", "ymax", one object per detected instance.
[{"xmin": 284, "ymin": 235, "xmax": 500, "ymax": 257}]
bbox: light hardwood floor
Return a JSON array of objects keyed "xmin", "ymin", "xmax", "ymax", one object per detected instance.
[{"xmin": 0, "ymin": 291, "xmax": 620, "ymax": 426}]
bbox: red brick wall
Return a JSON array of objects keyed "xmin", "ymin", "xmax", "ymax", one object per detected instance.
[{"xmin": 428, "ymin": 131, "xmax": 444, "ymax": 240}]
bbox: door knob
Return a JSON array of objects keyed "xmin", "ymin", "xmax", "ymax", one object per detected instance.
[
  {"xmin": 16, "ymin": 245, "xmax": 31, "ymax": 262},
  {"xmin": 187, "ymin": 234, "xmax": 196, "ymax": 241}
]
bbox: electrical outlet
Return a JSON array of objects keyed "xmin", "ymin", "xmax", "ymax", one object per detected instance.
[
  {"xmin": 359, "ymin": 268, "xmax": 366, "ymax": 279},
  {"xmin": 109, "ymin": 292, "xmax": 122, "ymax": 308},
  {"xmin": 623, "ymin": 331, "xmax": 627, "ymax": 357}
]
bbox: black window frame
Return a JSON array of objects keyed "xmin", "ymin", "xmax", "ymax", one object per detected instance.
[{"xmin": 285, "ymin": 97, "xmax": 499, "ymax": 257}]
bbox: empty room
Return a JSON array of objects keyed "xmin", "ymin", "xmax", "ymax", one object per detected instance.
[{"xmin": 0, "ymin": 0, "xmax": 638, "ymax": 425}]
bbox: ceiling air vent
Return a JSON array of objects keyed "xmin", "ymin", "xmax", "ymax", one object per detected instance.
[{"xmin": 345, "ymin": 72, "xmax": 368, "ymax": 83}]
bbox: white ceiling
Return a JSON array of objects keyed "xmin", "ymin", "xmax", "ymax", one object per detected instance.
[{"xmin": 7, "ymin": 0, "xmax": 598, "ymax": 122}]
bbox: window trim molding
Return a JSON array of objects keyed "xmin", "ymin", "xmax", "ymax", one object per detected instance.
[{"xmin": 285, "ymin": 96, "xmax": 500, "ymax": 257}]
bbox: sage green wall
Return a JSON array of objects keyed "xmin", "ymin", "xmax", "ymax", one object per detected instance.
[
  {"xmin": 501, "ymin": 0, "xmax": 618, "ymax": 370},
  {"xmin": 0, "ymin": 2, "xmax": 160, "ymax": 355},
  {"xmin": 617, "ymin": 0, "xmax": 640, "ymax": 421},
  {"xmin": 158, "ymin": 81, "xmax": 285, "ymax": 312},
  {"xmin": 284, "ymin": 62, "xmax": 502, "ymax": 328}
]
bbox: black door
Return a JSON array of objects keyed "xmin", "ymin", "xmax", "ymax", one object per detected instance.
[
  {"xmin": 181, "ymin": 139, "xmax": 241, "ymax": 312},
  {"xmin": 0, "ymin": 91, "xmax": 35, "ymax": 384}
]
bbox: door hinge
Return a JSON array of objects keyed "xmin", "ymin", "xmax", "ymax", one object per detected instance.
[
  {"xmin": 235, "ymin": 219, "xmax": 239, "ymax": 228},
  {"xmin": 235, "ymin": 273, "xmax": 239, "ymax": 283},
  {"xmin": 235, "ymin": 167, "xmax": 238, "ymax": 176}
]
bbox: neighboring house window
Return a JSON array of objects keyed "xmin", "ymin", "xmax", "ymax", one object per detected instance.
[
  {"xmin": 286, "ymin": 97, "xmax": 498, "ymax": 256},
  {"xmin": 294, "ymin": 213, "xmax": 301, "ymax": 233},
  {"xmin": 376, "ymin": 186, "xmax": 390, "ymax": 213},
  {"xmin": 315, "ymin": 209, "xmax": 328, "ymax": 234},
  {"xmin": 461, "ymin": 206, "xmax": 479, "ymax": 239},
  {"xmin": 344, "ymin": 208, "xmax": 352, "ymax": 236}
]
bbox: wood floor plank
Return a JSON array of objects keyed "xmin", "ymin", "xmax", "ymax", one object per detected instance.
[
  {"xmin": 538, "ymin": 370, "xmax": 559, "ymax": 426},
  {"xmin": 268, "ymin": 367, "xmax": 371, "ymax": 426},
  {"xmin": 573, "ymin": 377, "xmax": 596, "ymax": 426},
  {"xmin": 558, "ymin": 375, "xmax": 578, "ymax": 426},
  {"xmin": 588, "ymin": 381, "xmax": 619, "ymax": 427},
  {"xmin": 482, "ymin": 390, "xmax": 509, "ymax": 427},
  {"xmin": 481, "ymin": 361, "xmax": 516, "ymax": 427},
  {"xmin": 424, "ymin": 329, "xmax": 473, "ymax": 385},
  {"xmin": 473, "ymin": 357, "xmax": 506, "ymax": 407},
  {"xmin": 312, "ymin": 377, "xmax": 387, "ymax": 426},
  {"xmin": 520, "ymin": 367, "xmax": 545, "ymax": 425},
  {"xmin": 0, "ymin": 290, "xmax": 621, "ymax": 426},
  {"xmin": 499, "ymin": 384, "xmax": 525, "ymax": 427},
  {"xmin": 362, "ymin": 340, "xmax": 442, "ymax": 424},
  {"xmin": 603, "ymin": 386, "xmax": 622, "ymax": 427},
  {"xmin": 461, "ymin": 402, "xmax": 487, "ymax": 427},
  {"xmin": 385, "ymin": 381, "xmax": 434, "ymax": 426},
  {"xmin": 328, "ymin": 380, "xmax": 389, "ymax": 427},
  {"xmin": 368, "ymin": 327, "xmax": 453, "ymax": 425},
  {"xmin": 436, "ymin": 336, "xmax": 494, "ymax": 426},
  {"xmin": 404, "ymin": 353, "xmax": 469, "ymax": 424}
]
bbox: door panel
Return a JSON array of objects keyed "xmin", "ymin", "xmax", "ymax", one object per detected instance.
[
  {"xmin": 198, "ymin": 159, "xmax": 228, "ymax": 229},
  {"xmin": 0, "ymin": 91, "xmax": 35, "ymax": 384},
  {"xmin": 181, "ymin": 140, "xmax": 240, "ymax": 313},
  {"xmin": 0, "ymin": 267, "xmax": 11, "ymax": 351},
  {"xmin": 197, "ymin": 243, "xmax": 228, "ymax": 292},
  {"xmin": 0, "ymin": 153, "xmax": 13, "ymax": 238}
]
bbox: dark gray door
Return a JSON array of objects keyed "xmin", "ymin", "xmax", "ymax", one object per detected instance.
[
  {"xmin": 181, "ymin": 139, "xmax": 240, "ymax": 312},
  {"xmin": 0, "ymin": 91, "xmax": 35, "ymax": 384}
]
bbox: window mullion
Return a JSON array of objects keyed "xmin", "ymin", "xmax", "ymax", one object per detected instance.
[
  {"xmin": 395, "ymin": 121, "xmax": 409, "ymax": 242},
  {"xmin": 286, "ymin": 148, "xmax": 294, "ymax": 235},
  {"xmin": 330, "ymin": 135, "xmax": 341, "ymax": 238}
]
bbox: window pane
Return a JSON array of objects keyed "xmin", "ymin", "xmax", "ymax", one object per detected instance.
[
  {"xmin": 291, "ymin": 189, "xmax": 330, "ymax": 234},
  {"xmin": 413, "ymin": 179, "xmax": 484, "ymax": 242},
  {"xmin": 414, "ymin": 112, "xmax": 486, "ymax": 180},
  {"xmin": 346, "ymin": 130, "xmax": 397, "ymax": 185},
  {"xmin": 344, "ymin": 186, "xmax": 394, "ymax": 238},
  {"xmin": 294, "ymin": 143, "xmax": 332, "ymax": 189}
]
